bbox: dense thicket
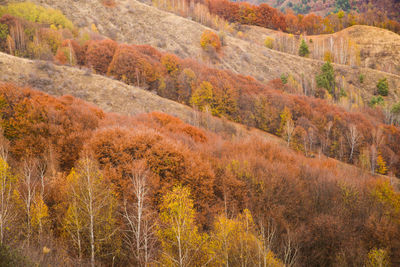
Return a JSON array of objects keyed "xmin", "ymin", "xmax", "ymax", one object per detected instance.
[{"xmin": 0, "ymin": 83, "xmax": 399, "ymax": 266}]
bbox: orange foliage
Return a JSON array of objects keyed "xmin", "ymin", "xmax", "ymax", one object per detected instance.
[
  {"xmin": 107, "ymin": 44, "xmax": 160, "ymax": 88},
  {"xmin": 2, "ymin": 83, "xmax": 400, "ymax": 265},
  {"xmin": 0, "ymin": 83, "xmax": 103, "ymax": 170},
  {"xmin": 200, "ymin": 30, "xmax": 221, "ymax": 52},
  {"xmin": 85, "ymin": 39, "xmax": 117, "ymax": 74}
]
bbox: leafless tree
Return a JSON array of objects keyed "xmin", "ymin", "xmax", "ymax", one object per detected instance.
[
  {"xmin": 370, "ymin": 145, "xmax": 377, "ymax": 174},
  {"xmin": 282, "ymin": 230, "xmax": 298, "ymax": 267},
  {"xmin": 122, "ymin": 163, "xmax": 156, "ymax": 266},
  {"xmin": 346, "ymin": 124, "xmax": 361, "ymax": 162},
  {"xmin": 284, "ymin": 119, "xmax": 295, "ymax": 147},
  {"xmin": 19, "ymin": 159, "xmax": 39, "ymax": 248}
]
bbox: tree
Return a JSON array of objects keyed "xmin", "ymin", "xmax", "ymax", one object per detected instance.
[
  {"xmin": 376, "ymin": 153, "xmax": 388, "ymax": 175},
  {"xmin": 0, "ymin": 147, "xmax": 17, "ymax": 245},
  {"xmin": 284, "ymin": 117, "xmax": 295, "ymax": 147},
  {"xmin": 122, "ymin": 163, "xmax": 156, "ymax": 266},
  {"xmin": 376, "ymin": 78, "xmax": 389, "ymax": 96},
  {"xmin": 212, "ymin": 210, "xmax": 283, "ymax": 267},
  {"xmin": 200, "ymin": 30, "xmax": 221, "ymax": 52},
  {"xmin": 30, "ymin": 193, "xmax": 49, "ymax": 243},
  {"xmin": 85, "ymin": 39, "xmax": 118, "ymax": 74},
  {"xmin": 316, "ymin": 61, "xmax": 336, "ymax": 100},
  {"xmin": 0, "ymin": 23, "xmax": 8, "ymax": 43},
  {"xmin": 15, "ymin": 159, "xmax": 39, "ymax": 248},
  {"xmin": 158, "ymin": 185, "xmax": 211, "ymax": 267},
  {"xmin": 264, "ymin": 36, "xmax": 274, "ymax": 49},
  {"xmin": 335, "ymin": 0, "xmax": 351, "ymax": 12},
  {"xmin": 366, "ymin": 248, "xmax": 390, "ymax": 267},
  {"xmin": 345, "ymin": 124, "xmax": 360, "ymax": 163},
  {"xmin": 298, "ymin": 39, "xmax": 309, "ymax": 57},
  {"xmin": 63, "ymin": 157, "xmax": 118, "ymax": 267},
  {"xmin": 190, "ymin": 81, "xmax": 213, "ymax": 112}
]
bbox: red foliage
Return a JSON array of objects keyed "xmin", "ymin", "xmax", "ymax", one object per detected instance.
[
  {"xmin": 0, "ymin": 83, "xmax": 103, "ymax": 170},
  {"xmin": 3, "ymin": 83, "xmax": 400, "ymax": 265},
  {"xmin": 107, "ymin": 44, "xmax": 160, "ymax": 88},
  {"xmin": 85, "ymin": 39, "xmax": 118, "ymax": 74}
]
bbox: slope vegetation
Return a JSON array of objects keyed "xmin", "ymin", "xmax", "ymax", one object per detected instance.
[
  {"xmin": 13, "ymin": 0, "xmax": 400, "ymax": 104},
  {"xmin": 0, "ymin": 51, "xmax": 281, "ymax": 142},
  {"xmin": 243, "ymin": 24, "xmax": 400, "ymax": 76}
]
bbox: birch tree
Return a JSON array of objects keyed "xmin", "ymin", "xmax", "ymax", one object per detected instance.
[
  {"xmin": 0, "ymin": 150, "xmax": 17, "ymax": 245},
  {"xmin": 346, "ymin": 124, "xmax": 361, "ymax": 163},
  {"xmin": 16, "ymin": 159, "xmax": 38, "ymax": 248},
  {"xmin": 122, "ymin": 164, "xmax": 156, "ymax": 265},
  {"xmin": 64, "ymin": 157, "xmax": 118, "ymax": 267},
  {"xmin": 158, "ymin": 185, "xmax": 211, "ymax": 267}
]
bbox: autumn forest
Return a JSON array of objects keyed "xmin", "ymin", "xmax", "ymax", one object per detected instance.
[{"xmin": 0, "ymin": 0, "xmax": 399, "ymax": 266}]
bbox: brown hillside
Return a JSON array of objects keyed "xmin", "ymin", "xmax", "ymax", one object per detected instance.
[
  {"xmin": 10, "ymin": 0, "xmax": 400, "ymax": 106},
  {"xmin": 243, "ymin": 24, "xmax": 400, "ymax": 76}
]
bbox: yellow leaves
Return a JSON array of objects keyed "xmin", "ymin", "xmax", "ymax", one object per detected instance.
[
  {"xmin": 339, "ymin": 182, "xmax": 359, "ymax": 207},
  {"xmin": 62, "ymin": 159, "xmax": 119, "ymax": 262},
  {"xmin": 212, "ymin": 210, "xmax": 283, "ymax": 266},
  {"xmin": 277, "ymin": 106, "xmax": 292, "ymax": 136},
  {"xmin": 159, "ymin": 185, "xmax": 195, "ymax": 229},
  {"xmin": 158, "ymin": 185, "xmax": 212, "ymax": 266},
  {"xmin": 190, "ymin": 81, "xmax": 214, "ymax": 112},
  {"xmin": 0, "ymin": 157, "xmax": 13, "ymax": 185},
  {"xmin": 1, "ymin": 2, "xmax": 74, "ymax": 30},
  {"xmin": 376, "ymin": 153, "xmax": 388, "ymax": 175},
  {"xmin": 264, "ymin": 36, "xmax": 274, "ymax": 49},
  {"xmin": 91, "ymin": 23, "xmax": 99, "ymax": 33},
  {"xmin": 200, "ymin": 30, "xmax": 221, "ymax": 52},
  {"xmin": 161, "ymin": 54, "xmax": 180, "ymax": 75},
  {"xmin": 42, "ymin": 246, "xmax": 51, "ymax": 254},
  {"xmin": 30, "ymin": 194, "xmax": 49, "ymax": 231},
  {"xmin": 371, "ymin": 179, "xmax": 400, "ymax": 219},
  {"xmin": 324, "ymin": 51, "xmax": 333, "ymax": 62},
  {"xmin": 66, "ymin": 168, "xmax": 78, "ymax": 185},
  {"xmin": 366, "ymin": 248, "xmax": 391, "ymax": 267}
]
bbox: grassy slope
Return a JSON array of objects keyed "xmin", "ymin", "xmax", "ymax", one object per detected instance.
[
  {"xmin": 14, "ymin": 0, "xmax": 400, "ymax": 105},
  {"xmin": 0, "ymin": 51, "xmax": 282, "ymax": 143},
  {"xmin": 243, "ymin": 24, "xmax": 400, "ymax": 76}
]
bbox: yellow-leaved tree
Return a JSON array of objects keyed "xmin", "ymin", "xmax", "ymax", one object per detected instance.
[
  {"xmin": 212, "ymin": 209, "xmax": 284, "ymax": 267},
  {"xmin": 0, "ymin": 153, "xmax": 17, "ymax": 245},
  {"xmin": 190, "ymin": 81, "xmax": 214, "ymax": 112},
  {"xmin": 62, "ymin": 157, "xmax": 119, "ymax": 267},
  {"xmin": 158, "ymin": 185, "xmax": 213, "ymax": 267}
]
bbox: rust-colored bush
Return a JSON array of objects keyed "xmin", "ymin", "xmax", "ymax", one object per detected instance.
[{"xmin": 85, "ymin": 39, "xmax": 117, "ymax": 74}]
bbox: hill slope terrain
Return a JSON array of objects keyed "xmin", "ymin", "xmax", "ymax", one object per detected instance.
[
  {"xmin": 1, "ymin": 1, "xmax": 400, "ymax": 266},
  {"xmin": 10, "ymin": 0, "xmax": 400, "ymax": 104}
]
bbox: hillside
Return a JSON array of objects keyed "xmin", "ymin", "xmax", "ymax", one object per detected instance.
[
  {"xmin": 1, "ymin": 1, "xmax": 400, "ymax": 266},
  {"xmin": 253, "ymin": 0, "xmax": 400, "ymax": 21},
  {"xmin": 0, "ymin": 51, "xmax": 283, "ymax": 143},
  {"xmin": 12, "ymin": 0, "xmax": 400, "ymax": 105},
  {"xmin": 243, "ymin": 24, "xmax": 400, "ymax": 76}
]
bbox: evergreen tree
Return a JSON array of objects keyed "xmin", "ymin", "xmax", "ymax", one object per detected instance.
[
  {"xmin": 316, "ymin": 61, "xmax": 336, "ymax": 100},
  {"xmin": 376, "ymin": 78, "xmax": 389, "ymax": 96},
  {"xmin": 335, "ymin": 0, "xmax": 351, "ymax": 12},
  {"xmin": 298, "ymin": 39, "xmax": 309, "ymax": 57}
]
